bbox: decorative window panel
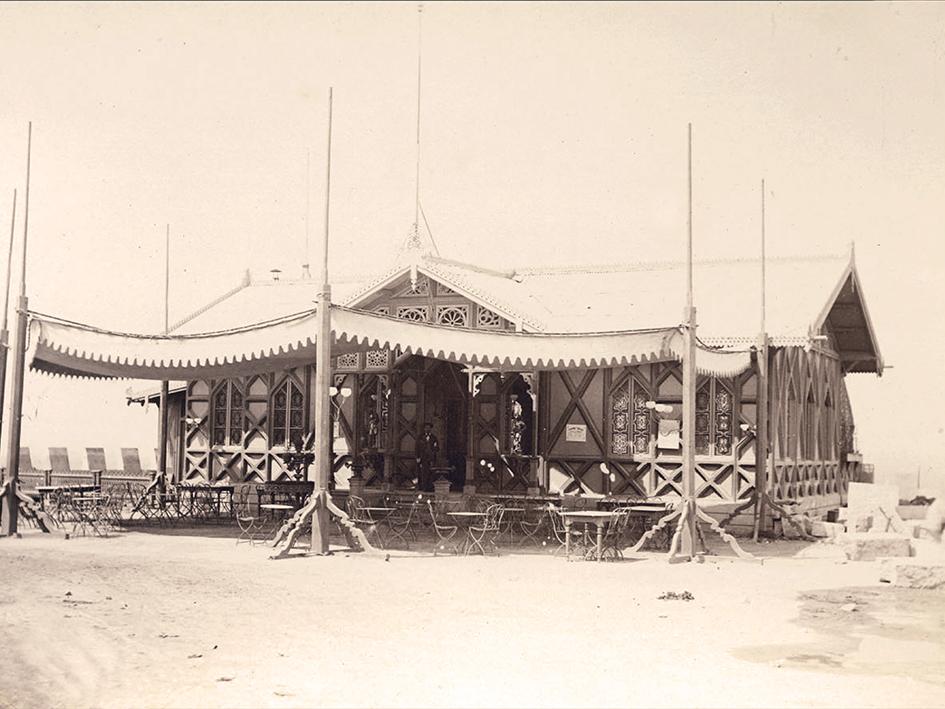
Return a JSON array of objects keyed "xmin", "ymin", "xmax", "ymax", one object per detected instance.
[
  {"xmin": 437, "ymin": 282, "xmax": 457, "ymax": 295},
  {"xmin": 632, "ymin": 388, "xmax": 651, "ymax": 454},
  {"xmin": 714, "ymin": 384, "xmax": 732, "ymax": 455},
  {"xmin": 365, "ymin": 349, "xmax": 389, "ymax": 370},
  {"xmin": 397, "ymin": 306, "xmax": 429, "ymax": 322},
  {"xmin": 336, "ymin": 352, "xmax": 360, "ymax": 370},
  {"xmin": 611, "ymin": 386, "xmax": 630, "ymax": 455},
  {"xmin": 509, "ymin": 397, "xmax": 526, "ymax": 455},
  {"xmin": 695, "ymin": 383, "xmax": 711, "ymax": 454},
  {"xmin": 476, "ymin": 306, "xmax": 502, "ymax": 329},
  {"xmin": 436, "ymin": 304, "xmax": 469, "ymax": 328},
  {"xmin": 374, "ymin": 306, "xmax": 390, "ymax": 317}
]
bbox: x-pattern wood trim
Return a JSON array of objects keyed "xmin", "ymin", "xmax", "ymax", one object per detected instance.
[
  {"xmin": 547, "ymin": 370, "xmax": 605, "ymax": 453},
  {"xmin": 608, "ymin": 460, "xmax": 647, "ymax": 496}
]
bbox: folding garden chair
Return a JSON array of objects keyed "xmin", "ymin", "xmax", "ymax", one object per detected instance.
[
  {"xmin": 465, "ymin": 503, "xmax": 505, "ymax": 556},
  {"xmin": 234, "ymin": 486, "xmax": 261, "ymax": 545},
  {"xmin": 385, "ymin": 497, "xmax": 422, "ymax": 549},
  {"xmin": 599, "ymin": 507, "xmax": 632, "ymax": 560},
  {"xmin": 346, "ymin": 494, "xmax": 385, "ymax": 548},
  {"xmin": 426, "ymin": 500, "xmax": 460, "ymax": 556}
]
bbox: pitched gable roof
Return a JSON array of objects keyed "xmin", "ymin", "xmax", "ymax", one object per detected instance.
[{"xmin": 166, "ymin": 247, "xmax": 881, "ymax": 374}]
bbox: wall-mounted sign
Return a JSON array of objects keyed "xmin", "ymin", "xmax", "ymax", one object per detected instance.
[
  {"xmin": 657, "ymin": 419, "xmax": 681, "ymax": 450},
  {"xmin": 565, "ymin": 424, "xmax": 587, "ymax": 442}
]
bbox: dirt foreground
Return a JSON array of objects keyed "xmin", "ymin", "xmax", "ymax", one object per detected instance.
[{"xmin": 1, "ymin": 529, "xmax": 943, "ymax": 708}]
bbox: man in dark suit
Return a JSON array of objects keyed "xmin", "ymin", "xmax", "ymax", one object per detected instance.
[{"xmin": 416, "ymin": 422, "xmax": 439, "ymax": 492}]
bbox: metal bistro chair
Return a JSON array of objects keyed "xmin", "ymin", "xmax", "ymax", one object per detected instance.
[
  {"xmin": 599, "ymin": 507, "xmax": 632, "ymax": 561},
  {"xmin": 516, "ymin": 500, "xmax": 549, "ymax": 547},
  {"xmin": 465, "ymin": 503, "xmax": 505, "ymax": 556},
  {"xmin": 67, "ymin": 493, "xmax": 111, "ymax": 537},
  {"xmin": 346, "ymin": 494, "xmax": 385, "ymax": 548},
  {"xmin": 385, "ymin": 496, "xmax": 423, "ymax": 549},
  {"xmin": 234, "ymin": 486, "xmax": 262, "ymax": 545},
  {"xmin": 426, "ymin": 500, "xmax": 460, "ymax": 556}
]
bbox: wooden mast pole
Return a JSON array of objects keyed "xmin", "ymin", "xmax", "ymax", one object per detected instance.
[
  {"xmin": 1, "ymin": 123, "xmax": 32, "ymax": 537},
  {"xmin": 753, "ymin": 180, "xmax": 769, "ymax": 541},
  {"xmin": 414, "ymin": 4, "xmax": 423, "ymax": 237},
  {"xmin": 673, "ymin": 122, "xmax": 698, "ymax": 561},
  {"xmin": 613, "ymin": 126, "xmax": 757, "ymax": 562},
  {"xmin": 158, "ymin": 224, "xmax": 170, "ymax": 488},
  {"xmin": 311, "ymin": 87, "xmax": 334, "ymax": 555},
  {"xmin": 0, "ymin": 190, "xmax": 17, "ymax": 456}
]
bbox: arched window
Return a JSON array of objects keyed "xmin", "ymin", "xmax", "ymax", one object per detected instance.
[
  {"xmin": 272, "ymin": 377, "xmax": 305, "ymax": 448},
  {"xmin": 804, "ymin": 386, "xmax": 817, "ymax": 459},
  {"xmin": 211, "ymin": 380, "xmax": 244, "ymax": 447},
  {"xmin": 785, "ymin": 383, "xmax": 799, "ymax": 459}
]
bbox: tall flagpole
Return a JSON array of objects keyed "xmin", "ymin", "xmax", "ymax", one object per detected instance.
[
  {"xmin": 414, "ymin": 4, "xmax": 423, "ymax": 237},
  {"xmin": 627, "ymin": 127, "xmax": 756, "ymax": 563},
  {"xmin": 0, "ymin": 190, "xmax": 17, "ymax": 458},
  {"xmin": 158, "ymin": 224, "xmax": 170, "ymax": 489},
  {"xmin": 753, "ymin": 180, "xmax": 769, "ymax": 541},
  {"xmin": 311, "ymin": 87, "xmax": 334, "ymax": 554},
  {"xmin": 303, "ymin": 150, "xmax": 312, "ymax": 279},
  {"xmin": 674, "ymin": 122, "xmax": 699, "ymax": 561},
  {"xmin": 2, "ymin": 123, "xmax": 32, "ymax": 537}
]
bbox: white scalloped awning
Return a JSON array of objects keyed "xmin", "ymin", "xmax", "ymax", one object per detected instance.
[{"xmin": 28, "ymin": 306, "xmax": 753, "ymax": 380}]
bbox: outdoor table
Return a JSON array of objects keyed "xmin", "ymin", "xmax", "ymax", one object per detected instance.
[
  {"xmin": 448, "ymin": 511, "xmax": 488, "ymax": 554},
  {"xmin": 257, "ymin": 481, "xmax": 313, "ymax": 509},
  {"xmin": 259, "ymin": 503, "xmax": 295, "ymax": 542},
  {"xmin": 178, "ymin": 484, "xmax": 234, "ymax": 521},
  {"xmin": 560, "ymin": 510, "xmax": 617, "ymax": 562},
  {"xmin": 37, "ymin": 484, "xmax": 99, "ymax": 511},
  {"xmin": 626, "ymin": 504, "xmax": 673, "ymax": 550}
]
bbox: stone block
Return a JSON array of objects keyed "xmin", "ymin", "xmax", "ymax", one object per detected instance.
[
  {"xmin": 810, "ymin": 520, "xmax": 844, "ymax": 539},
  {"xmin": 842, "ymin": 532, "xmax": 913, "ymax": 561},
  {"xmin": 885, "ymin": 562, "xmax": 945, "ymax": 590}
]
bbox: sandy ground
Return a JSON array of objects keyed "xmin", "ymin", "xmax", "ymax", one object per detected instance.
[{"xmin": 1, "ymin": 526, "xmax": 943, "ymax": 709}]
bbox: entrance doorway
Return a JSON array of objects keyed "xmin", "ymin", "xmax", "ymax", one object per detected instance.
[
  {"xmin": 421, "ymin": 360, "xmax": 468, "ymax": 489},
  {"xmin": 392, "ymin": 356, "xmax": 468, "ymax": 490}
]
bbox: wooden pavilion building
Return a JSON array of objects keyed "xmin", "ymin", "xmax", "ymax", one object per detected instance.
[{"xmin": 103, "ymin": 240, "xmax": 883, "ymax": 520}]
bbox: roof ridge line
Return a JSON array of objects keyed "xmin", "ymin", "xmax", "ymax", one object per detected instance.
[
  {"xmin": 424, "ymin": 254, "xmax": 517, "ymax": 279},
  {"xmin": 513, "ymin": 252, "xmax": 848, "ymax": 276},
  {"xmin": 168, "ymin": 271, "xmax": 251, "ymax": 333}
]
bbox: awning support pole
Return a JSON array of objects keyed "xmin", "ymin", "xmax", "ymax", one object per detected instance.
[
  {"xmin": 158, "ymin": 224, "xmax": 170, "ymax": 490},
  {"xmin": 310, "ymin": 87, "xmax": 335, "ymax": 555},
  {"xmin": 0, "ymin": 189, "xmax": 17, "ymax": 480},
  {"xmin": 2, "ymin": 124, "xmax": 32, "ymax": 537},
  {"xmin": 629, "ymin": 125, "xmax": 758, "ymax": 563}
]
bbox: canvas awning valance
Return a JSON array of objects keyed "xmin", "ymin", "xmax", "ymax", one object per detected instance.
[{"xmin": 27, "ymin": 306, "xmax": 753, "ymax": 380}]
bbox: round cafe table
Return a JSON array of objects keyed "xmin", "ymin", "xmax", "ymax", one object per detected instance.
[
  {"xmin": 259, "ymin": 503, "xmax": 295, "ymax": 537},
  {"xmin": 559, "ymin": 510, "xmax": 617, "ymax": 562},
  {"xmin": 448, "ymin": 511, "xmax": 488, "ymax": 554}
]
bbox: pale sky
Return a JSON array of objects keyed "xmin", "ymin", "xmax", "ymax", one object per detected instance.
[{"xmin": 0, "ymin": 2, "xmax": 942, "ymax": 493}]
